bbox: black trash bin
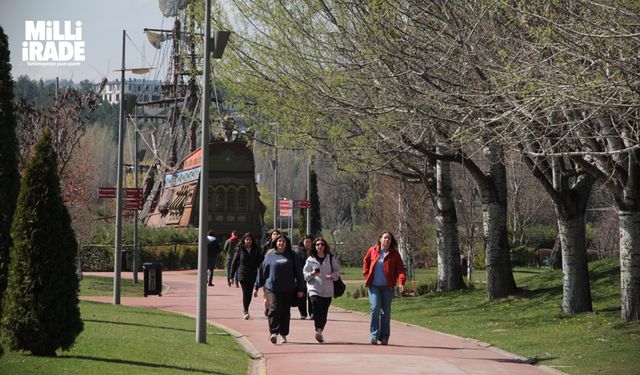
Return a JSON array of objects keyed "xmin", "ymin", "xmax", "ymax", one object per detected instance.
[
  {"xmin": 121, "ymin": 250, "xmax": 130, "ymax": 272},
  {"xmin": 143, "ymin": 262, "xmax": 162, "ymax": 297}
]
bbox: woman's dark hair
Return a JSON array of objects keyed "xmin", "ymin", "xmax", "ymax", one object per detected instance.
[
  {"xmin": 273, "ymin": 233, "xmax": 292, "ymax": 252},
  {"xmin": 310, "ymin": 236, "xmax": 332, "ymax": 259},
  {"xmin": 263, "ymin": 229, "xmax": 282, "ymax": 253},
  {"xmin": 297, "ymin": 234, "xmax": 314, "ymax": 252},
  {"xmin": 237, "ymin": 232, "xmax": 260, "ymax": 253},
  {"xmin": 269, "ymin": 229, "xmax": 281, "ymax": 237},
  {"xmin": 377, "ymin": 231, "xmax": 398, "ymax": 251}
]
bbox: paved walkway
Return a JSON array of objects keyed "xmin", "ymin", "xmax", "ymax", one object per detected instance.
[{"xmin": 82, "ymin": 271, "xmax": 564, "ymax": 375}]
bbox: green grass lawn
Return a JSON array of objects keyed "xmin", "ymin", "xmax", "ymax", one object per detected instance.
[
  {"xmin": 340, "ymin": 265, "xmax": 545, "ymax": 285},
  {"xmin": 334, "ymin": 258, "xmax": 640, "ymax": 375},
  {"xmin": 79, "ymin": 275, "xmax": 147, "ymax": 297},
  {"xmin": 0, "ymin": 286, "xmax": 249, "ymax": 374}
]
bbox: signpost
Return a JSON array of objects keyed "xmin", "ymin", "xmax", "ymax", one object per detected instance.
[
  {"xmin": 295, "ymin": 199, "xmax": 311, "ymax": 208},
  {"xmin": 279, "ymin": 198, "xmax": 292, "ymax": 217},
  {"xmin": 123, "ymin": 188, "xmax": 143, "ymax": 211},
  {"xmin": 98, "ymin": 186, "xmax": 117, "ymax": 199},
  {"xmin": 99, "ymin": 187, "xmax": 143, "ymax": 211}
]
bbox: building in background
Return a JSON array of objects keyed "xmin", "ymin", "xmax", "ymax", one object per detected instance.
[
  {"xmin": 97, "ymin": 78, "xmax": 162, "ymax": 104},
  {"xmin": 144, "ymin": 135, "xmax": 265, "ymax": 238}
]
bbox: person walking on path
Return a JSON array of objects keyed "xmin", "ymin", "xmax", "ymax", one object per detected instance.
[
  {"xmin": 207, "ymin": 230, "xmax": 221, "ymax": 286},
  {"xmin": 295, "ymin": 235, "xmax": 314, "ymax": 319},
  {"xmin": 262, "ymin": 229, "xmax": 281, "ymax": 256},
  {"xmin": 230, "ymin": 232, "xmax": 263, "ymax": 320},
  {"xmin": 260, "ymin": 229, "xmax": 281, "ymax": 316},
  {"xmin": 253, "ymin": 234, "xmax": 304, "ymax": 344},
  {"xmin": 362, "ymin": 231, "xmax": 406, "ymax": 345},
  {"xmin": 225, "ymin": 231, "xmax": 240, "ymax": 288},
  {"xmin": 303, "ymin": 236, "xmax": 340, "ymax": 343}
]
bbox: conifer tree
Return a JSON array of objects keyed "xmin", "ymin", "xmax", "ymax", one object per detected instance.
[
  {"xmin": 1, "ymin": 128, "xmax": 83, "ymax": 357},
  {"xmin": 296, "ymin": 207, "xmax": 306, "ymax": 240},
  {"xmin": 295, "ymin": 188, "xmax": 307, "ymax": 241},
  {"xmin": 309, "ymin": 170, "xmax": 322, "ymax": 237},
  {"xmin": 0, "ymin": 26, "xmax": 20, "ymax": 315}
]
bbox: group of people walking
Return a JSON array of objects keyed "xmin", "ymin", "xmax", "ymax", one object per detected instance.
[{"xmin": 208, "ymin": 229, "xmax": 406, "ymax": 345}]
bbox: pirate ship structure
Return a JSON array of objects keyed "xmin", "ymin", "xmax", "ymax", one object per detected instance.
[{"xmin": 134, "ymin": 0, "xmax": 265, "ymax": 236}]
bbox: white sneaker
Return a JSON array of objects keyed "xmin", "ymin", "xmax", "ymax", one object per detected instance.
[
  {"xmin": 243, "ymin": 312, "xmax": 250, "ymax": 320},
  {"xmin": 269, "ymin": 334, "xmax": 277, "ymax": 344},
  {"xmin": 279, "ymin": 335, "xmax": 288, "ymax": 344},
  {"xmin": 315, "ymin": 330, "xmax": 324, "ymax": 343}
]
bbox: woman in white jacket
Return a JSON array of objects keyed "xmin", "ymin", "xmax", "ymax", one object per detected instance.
[{"xmin": 303, "ymin": 237, "xmax": 341, "ymax": 343}]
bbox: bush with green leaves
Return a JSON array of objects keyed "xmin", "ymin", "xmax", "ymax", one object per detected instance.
[
  {"xmin": 89, "ymin": 221, "xmax": 198, "ymax": 246},
  {"xmin": 79, "ymin": 243, "xmax": 201, "ymax": 271},
  {"xmin": 1, "ymin": 129, "xmax": 83, "ymax": 356},
  {"xmin": 510, "ymin": 245, "xmax": 538, "ymax": 267},
  {"xmin": 515, "ymin": 224, "xmax": 557, "ymax": 249}
]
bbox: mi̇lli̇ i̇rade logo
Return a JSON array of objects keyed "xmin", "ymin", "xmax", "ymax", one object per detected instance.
[{"xmin": 22, "ymin": 21, "xmax": 85, "ymax": 66}]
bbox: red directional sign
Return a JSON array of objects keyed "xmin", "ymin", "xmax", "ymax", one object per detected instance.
[
  {"xmin": 279, "ymin": 199, "xmax": 292, "ymax": 209},
  {"xmin": 124, "ymin": 200, "xmax": 144, "ymax": 211},
  {"xmin": 99, "ymin": 187, "xmax": 143, "ymax": 210},
  {"xmin": 125, "ymin": 188, "xmax": 143, "ymax": 197},
  {"xmin": 124, "ymin": 188, "xmax": 144, "ymax": 210},
  {"xmin": 279, "ymin": 199, "xmax": 292, "ymax": 217},
  {"xmin": 98, "ymin": 186, "xmax": 116, "ymax": 198},
  {"xmin": 295, "ymin": 200, "xmax": 311, "ymax": 208}
]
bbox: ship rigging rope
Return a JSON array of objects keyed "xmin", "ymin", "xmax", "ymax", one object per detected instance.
[
  {"xmin": 125, "ymin": 32, "xmax": 156, "ymax": 72},
  {"xmin": 127, "ymin": 114, "xmax": 170, "ymax": 170}
]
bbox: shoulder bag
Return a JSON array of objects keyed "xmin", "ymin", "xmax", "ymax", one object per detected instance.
[{"xmin": 330, "ymin": 254, "xmax": 346, "ymax": 297}]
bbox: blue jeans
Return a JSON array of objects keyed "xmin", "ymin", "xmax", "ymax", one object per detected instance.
[{"xmin": 368, "ymin": 285, "xmax": 394, "ymax": 341}]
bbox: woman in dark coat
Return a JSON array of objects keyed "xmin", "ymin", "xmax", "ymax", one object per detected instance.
[
  {"xmin": 295, "ymin": 234, "xmax": 314, "ymax": 319},
  {"xmin": 253, "ymin": 234, "xmax": 304, "ymax": 344},
  {"xmin": 230, "ymin": 232, "xmax": 263, "ymax": 319}
]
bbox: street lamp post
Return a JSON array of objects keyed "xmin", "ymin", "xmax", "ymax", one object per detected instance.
[
  {"xmin": 306, "ymin": 156, "xmax": 311, "ymax": 235},
  {"xmin": 113, "ymin": 30, "xmax": 126, "ymax": 305},
  {"xmin": 113, "ymin": 30, "xmax": 152, "ymax": 304},
  {"xmin": 133, "ymin": 110, "xmax": 139, "ymax": 283},
  {"xmin": 273, "ymin": 148, "xmax": 278, "ymax": 230},
  {"xmin": 196, "ymin": 0, "xmax": 230, "ymax": 343}
]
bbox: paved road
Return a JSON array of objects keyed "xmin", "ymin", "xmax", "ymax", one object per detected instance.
[{"xmin": 82, "ymin": 271, "xmax": 564, "ymax": 375}]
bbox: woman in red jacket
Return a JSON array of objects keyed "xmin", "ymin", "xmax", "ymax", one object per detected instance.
[{"xmin": 362, "ymin": 231, "xmax": 406, "ymax": 345}]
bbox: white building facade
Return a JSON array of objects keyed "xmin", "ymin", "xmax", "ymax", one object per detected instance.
[{"xmin": 99, "ymin": 78, "xmax": 162, "ymax": 104}]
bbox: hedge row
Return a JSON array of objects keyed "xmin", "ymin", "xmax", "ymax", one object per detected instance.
[{"xmin": 79, "ymin": 243, "xmax": 222, "ymax": 271}]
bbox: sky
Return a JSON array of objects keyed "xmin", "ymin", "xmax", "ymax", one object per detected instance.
[{"xmin": 0, "ymin": 0, "xmax": 173, "ymax": 83}]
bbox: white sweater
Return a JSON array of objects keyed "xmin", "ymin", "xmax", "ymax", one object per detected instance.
[{"xmin": 303, "ymin": 254, "xmax": 341, "ymax": 298}]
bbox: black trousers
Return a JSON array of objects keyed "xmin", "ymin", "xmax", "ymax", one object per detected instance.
[
  {"xmin": 266, "ymin": 290, "xmax": 294, "ymax": 336},
  {"xmin": 297, "ymin": 289, "xmax": 314, "ymax": 317},
  {"xmin": 310, "ymin": 295, "xmax": 332, "ymax": 331},
  {"xmin": 240, "ymin": 280, "xmax": 254, "ymax": 313}
]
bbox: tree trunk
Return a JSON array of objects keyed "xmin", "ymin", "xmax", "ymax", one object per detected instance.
[
  {"xmin": 550, "ymin": 231, "xmax": 563, "ymax": 269},
  {"xmin": 619, "ymin": 209, "xmax": 640, "ymax": 322},
  {"xmin": 557, "ymin": 214, "xmax": 593, "ymax": 313},
  {"xmin": 397, "ymin": 180, "xmax": 412, "ymax": 280},
  {"xmin": 434, "ymin": 159, "xmax": 465, "ymax": 292},
  {"xmin": 481, "ymin": 145, "xmax": 517, "ymax": 299}
]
